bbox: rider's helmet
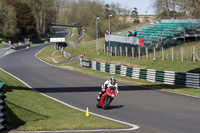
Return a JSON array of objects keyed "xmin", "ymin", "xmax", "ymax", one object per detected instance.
[{"xmin": 110, "ymin": 76, "xmax": 116, "ymax": 85}]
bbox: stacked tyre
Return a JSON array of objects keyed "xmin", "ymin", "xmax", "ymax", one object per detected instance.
[{"xmin": 0, "ymin": 82, "xmax": 6, "ymax": 130}]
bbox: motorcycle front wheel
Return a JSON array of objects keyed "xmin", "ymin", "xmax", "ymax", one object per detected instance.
[
  {"xmin": 96, "ymin": 100, "xmax": 100, "ymax": 108},
  {"xmin": 103, "ymin": 96, "xmax": 111, "ymax": 109}
]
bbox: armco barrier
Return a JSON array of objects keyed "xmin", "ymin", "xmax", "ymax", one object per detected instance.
[
  {"xmin": 0, "ymin": 82, "xmax": 6, "ymax": 130},
  {"xmin": 79, "ymin": 58, "xmax": 200, "ymax": 89}
]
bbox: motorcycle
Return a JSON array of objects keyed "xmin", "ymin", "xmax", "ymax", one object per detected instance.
[{"xmin": 96, "ymin": 86, "xmax": 116, "ymax": 109}]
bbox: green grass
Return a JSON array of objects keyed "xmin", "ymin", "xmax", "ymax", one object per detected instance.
[
  {"xmin": 64, "ymin": 39, "xmax": 200, "ymax": 73},
  {"xmin": 0, "ymin": 69, "xmax": 125, "ymax": 131},
  {"xmin": 37, "ymin": 44, "xmax": 67, "ymax": 64}
]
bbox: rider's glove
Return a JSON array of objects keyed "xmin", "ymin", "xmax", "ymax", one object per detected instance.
[{"xmin": 101, "ymin": 85, "xmax": 105, "ymax": 92}]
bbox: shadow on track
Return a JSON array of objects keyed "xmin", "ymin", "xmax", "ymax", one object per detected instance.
[
  {"xmin": 34, "ymin": 85, "xmax": 157, "ymax": 93},
  {"xmin": 105, "ymin": 105, "xmax": 124, "ymax": 110}
]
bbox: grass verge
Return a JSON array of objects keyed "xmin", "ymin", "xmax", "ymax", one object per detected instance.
[
  {"xmin": 0, "ymin": 69, "xmax": 125, "ymax": 131},
  {"xmin": 36, "ymin": 37, "xmax": 200, "ymax": 97},
  {"xmin": 37, "ymin": 44, "xmax": 67, "ymax": 64}
]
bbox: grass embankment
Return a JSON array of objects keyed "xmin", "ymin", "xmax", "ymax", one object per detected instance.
[
  {"xmin": 37, "ymin": 44, "xmax": 67, "ymax": 64},
  {"xmin": 0, "ymin": 69, "xmax": 125, "ymax": 131},
  {"xmin": 65, "ymin": 39, "xmax": 200, "ymax": 73},
  {"xmin": 37, "ymin": 38, "xmax": 200, "ymax": 97}
]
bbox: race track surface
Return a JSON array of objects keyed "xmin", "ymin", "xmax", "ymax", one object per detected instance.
[{"xmin": 1, "ymin": 28, "xmax": 200, "ymax": 133}]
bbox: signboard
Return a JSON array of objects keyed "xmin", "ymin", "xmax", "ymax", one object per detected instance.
[{"xmin": 50, "ymin": 38, "xmax": 65, "ymax": 42}]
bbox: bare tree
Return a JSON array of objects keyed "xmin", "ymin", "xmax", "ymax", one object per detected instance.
[
  {"xmin": 0, "ymin": 1, "xmax": 18, "ymax": 38},
  {"xmin": 121, "ymin": 7, "xmax": 131, "ymax": 27}
]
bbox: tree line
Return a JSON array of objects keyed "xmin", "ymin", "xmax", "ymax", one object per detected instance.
[
  {"xmin": 0, "ymin": 0, "xmax": 199, "ymax": 42},
  {"xmin": 56, "ymin": 0, "xmax": 137, "ymax": 40},
  {"xmin": 153, "ymin": 0, "xmax": 200, "ymax": 18},
  {"xmin": 0, "ymin": 0, "xmax": 57, "ymax": 42},
  {"xmin": 0, "ymin": 0, "xmax": 137, "ymax": 41}
]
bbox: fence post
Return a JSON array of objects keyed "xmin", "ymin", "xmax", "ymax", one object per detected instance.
[
  {"xmin": 120, "ymin": 46, "xmax": 122, "ymax": 56},
  {"xmin": 115, "ymin": 46, "xmax": 117, "ymax": 56},
  {"xmin": 126, "ymin": 47, "xmax": 128, "ymax": 58},
  {"xmin": 171, "ymin": 47, "xmax": 174, "ymax": 61},
  {"xmin": 193, "ymin": 46, "xmax": 196, "ymax": 62},
  {"xmin": 110, "ymin": 46, "xmax": 112, "ymax": 57},
  {"xmin": 138, "ymin": 47, "xmax": 140, "ymax": 60},
  {"xmin": 132, "ymin": 47, "xmax": 134, "ymax": 58},
  {"xmin": 181, "ymin": 47, "xmax": 184, "ymax": 61},
  {"xmin": 153, "ymin": 47, "xmax": 156, "ymax": 60},
  {"xmin": 146, "ymin": 47, "xmax": 148, "ymax": 59},
  {"xmin": 162, "ymin": 47, "xmax": 164, "ymax": 60}
]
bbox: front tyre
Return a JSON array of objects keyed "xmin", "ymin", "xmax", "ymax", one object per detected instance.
[
  {"xmin": 103, "ymin": 96, "xmax": 111, "ymax": 109},
  {"xmin": 96, "ymin": 100, "xmax": 100, "ymax": 108}
]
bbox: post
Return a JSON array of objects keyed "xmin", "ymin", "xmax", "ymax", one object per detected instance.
[
  {"xmin": 110, "ymin": 46, "xmax": 112, "ymax": 57},
  {"xmin": 153, "ymin": 47, "xmax": 156, "ymax": 60},
  {"xmin": 138, "ymin": 47, "xmax": 140, "ymax": 60},
  {"xmin": 171, "ymin": 47, "xmax": 174, "ymax": 61},
  {"xmin": 192, "ymin": 46, "xmax": 196, "ymax": 62},
  {"xmin": 132, "ymin": 47, "xmax": 134, "ymax": 58},
  {"xmin": 115, "ymin": 46, "xmax": 117, "ymax": 56},
  {"xmin": 146, "ymin": 47, "xmax": 148, "ymax": 59},
  {"xmin": 82, "ymin": 30, "xmax": 85, "ymax": 47},
  {"xmin": 162, "ymin": 47, "xmax": 164, "ymax": 60},
  {"xmin": 96, "ymin": 17, "xmax": 99, "ymax": 56},
  {"xmin": 126, "ymin": 47, "xmax": 128, "ymax": 58},
  {"xmin": 181, "ymin": 47, "xmax": 184, "ymax": 61},
  {"xmin": 120, "ymin": 46, "xmax": 122, "ymax": 56},
  {"xmin": 108, "ymin": 15, "xmax": 112, "ymax": 56}
]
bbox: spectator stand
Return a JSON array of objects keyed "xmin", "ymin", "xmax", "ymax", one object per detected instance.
[{"xmin": 105, "ymin": 19, "xmax": 200, "ymax": 57}]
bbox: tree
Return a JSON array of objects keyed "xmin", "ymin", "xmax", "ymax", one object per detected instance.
[
  {"xmin": 0, "ymin": 1, "xmax": 18, "ymax": 38},
  {"xmin": 121, "ymin": 7, "xmax": 131, "ymax": 27},
  {"xmin": 131, "ymin": 7, "xmax": 140, "ymax": 24},
  {"xmin": 21, "ymin": 0, "xmax": 57, "ymax": 36},
  {"xmin": 153, "ymin": 0, "xmax": 200, "ymax": 18},
  {"xmin": 7, "ymin": 0, "xmax": 37, "ymax": 40}
]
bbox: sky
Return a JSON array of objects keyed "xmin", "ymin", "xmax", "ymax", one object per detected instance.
[{"xmin": 103, "ymin": 0, "xmax": 155, "ymax": 15}]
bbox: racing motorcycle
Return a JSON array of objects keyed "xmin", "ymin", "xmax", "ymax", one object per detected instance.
[{"xmin": 96, "ymin": 86, "xmax": 116, "ymax": 109}]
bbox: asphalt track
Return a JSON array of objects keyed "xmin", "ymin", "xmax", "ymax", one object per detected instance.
[{"xmin": 1, "ymin": 28, "xmax": 200, "ymax": 133}]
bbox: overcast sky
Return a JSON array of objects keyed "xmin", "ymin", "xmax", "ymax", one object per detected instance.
[{"xmin": 103, "ymin": 0, "xmax": 155, "ymax": 15}]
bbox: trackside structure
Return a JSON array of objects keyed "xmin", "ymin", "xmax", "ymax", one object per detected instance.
[{"xmin": 105, "ymin": 19, "xmax": 200, "ymax": 56}]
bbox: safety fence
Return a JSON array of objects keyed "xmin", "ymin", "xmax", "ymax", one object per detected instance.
[
  {"xmin": 0, "ymin": 82, "xmax": 6, "ymax": 130},
  {"xmin": 79, "ymin": 58, "xmax": 200, "ymax": 89}
]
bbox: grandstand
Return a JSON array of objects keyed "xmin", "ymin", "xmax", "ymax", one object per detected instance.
[{"xmin": 105, "ymin": 19, "xmax": 200, "ymax": 56}]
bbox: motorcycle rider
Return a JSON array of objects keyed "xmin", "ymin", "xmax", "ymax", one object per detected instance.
[{"xmin": 97, "ymin": 76, "xmax": 118, "ymax": 100}]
